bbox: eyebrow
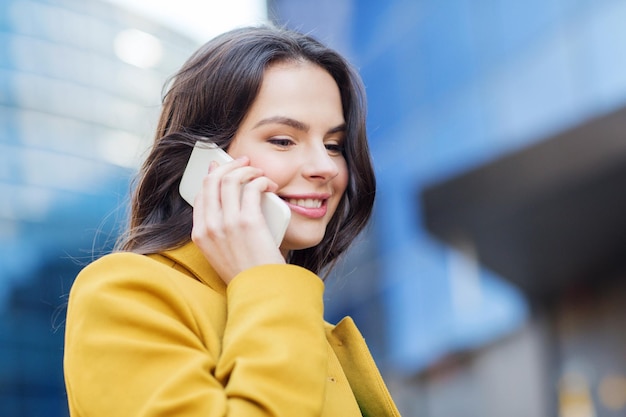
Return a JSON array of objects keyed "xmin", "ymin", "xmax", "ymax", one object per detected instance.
[
  {"xmin": 254, "ymin": 116, "xmax": 309, "ymax": 132},
  {"xmin": 327, "ymin": 123, "xmax": 347, "ymax": 135},
  {"xmin": 253, "ymin": 116, "xmax": 346, "ymax": 135}
]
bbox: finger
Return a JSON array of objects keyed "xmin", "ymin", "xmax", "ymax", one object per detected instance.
[
  {"xmin": 208, "ymin": 156, "xmax": 249, "ymax": 176},
  {"xmin": 265, "ymin": 178, "xmax": 279, "ymax": 193},
  {"xmin": 239, "ymin": 176, "xmax": 279, "ymax": 216},
  {"xmin": 220, "ymin": 166, "xmax": 265, "ymax": 226},
  {"xmin": 199, "ymin": 157, "xmax": 251, "ymax": 224}
]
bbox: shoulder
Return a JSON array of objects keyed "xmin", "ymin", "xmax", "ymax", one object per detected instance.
[
  {"xmin": 79, "ymin": 251, "xmax": 165, "ymax": 275},
  {"xmin": 72, "ymin": 252, "xmax": 167, "ymax": 291},
  {"xmin": 75, "ymin": 250, "xmax": 204, "ymax": 283},
  {"xmin": 67, "ymin": 251, "xmax": 222, "ymax": 335},
  {"xmin": 69, "ymin": 251, "xmax": 207, "ymax": 310}
]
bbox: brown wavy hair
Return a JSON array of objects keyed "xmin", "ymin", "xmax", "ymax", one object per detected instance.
[{"xmin": 116, "ymin": 26, "xmax": 375, "ymax": 275}]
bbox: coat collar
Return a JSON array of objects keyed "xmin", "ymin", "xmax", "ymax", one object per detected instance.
[{"xmin": 157, "ymin": 242, "xmax": 227, "ymax": 296}]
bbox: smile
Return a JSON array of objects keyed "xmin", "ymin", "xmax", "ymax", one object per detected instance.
[
  {"xmin": 281, "ymin": 195, "xmax": 330, "ymax": 219},
  {"xmin": 287, "ymin": 198, "xmax": 323, "ymax": 209}
]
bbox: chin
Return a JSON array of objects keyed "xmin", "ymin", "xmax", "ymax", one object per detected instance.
[{"xmin": 280, "ymin": 231, "xmax": 325, "ymax": 252}]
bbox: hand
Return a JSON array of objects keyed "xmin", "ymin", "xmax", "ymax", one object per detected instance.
[{"xmin": 191, "ymin": 156, "xmax": 286, "ymax": 284}]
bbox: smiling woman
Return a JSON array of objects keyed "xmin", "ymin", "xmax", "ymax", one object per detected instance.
[{"xmin": 63, "ymin": 25, "xmax": 401, "ymax": 417}]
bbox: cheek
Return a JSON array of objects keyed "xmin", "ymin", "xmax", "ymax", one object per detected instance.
[
  {"xmin": 326, "ymin": 163, "xmax": 349, "ymax": 221},
  {"xmin": 334, "ymin": 160, "xmax": 349, "ymax": 196},
  {"xmin": 248, "ymin": 155, "xmax": 290, "ymax": 185}
]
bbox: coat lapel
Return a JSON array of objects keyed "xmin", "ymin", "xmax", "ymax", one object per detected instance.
[{"xmin": 326, "ymin": 317, "xmax": 401, "ymax": 417}]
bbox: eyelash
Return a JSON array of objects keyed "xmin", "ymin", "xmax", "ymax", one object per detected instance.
[
  {"xmin": 268, "ymin": 138, "xmax": 294, "ymax": 148},
  {"xmin": 325, "ymin": 143, "xmax": 344, "ymax": 155},
  {"xmin": 267, "ymin": 138, "xmax": 344, "ymax": 155}
]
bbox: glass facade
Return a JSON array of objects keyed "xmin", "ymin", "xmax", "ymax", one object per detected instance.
[{"xmin": 1, "ymin": 0, "xmax": 198, "ymax": 415}]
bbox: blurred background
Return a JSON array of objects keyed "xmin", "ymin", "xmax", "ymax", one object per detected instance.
[{"xmin": 2, "ymin": 0, "xmax": 626, "ymax": 416}]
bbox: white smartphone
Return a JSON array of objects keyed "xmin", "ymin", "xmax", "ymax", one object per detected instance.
[{"xmin": 179, "ymin": 142, "xmax": 291, "ymax": 246}]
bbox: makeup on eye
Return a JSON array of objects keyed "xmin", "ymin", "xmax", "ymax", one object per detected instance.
[
  {"xmin": 325, "ymin": 142, "xmax": 344, "ymax": 156},
  {"xmin": 268, "ymin": 137, "xmax": 295, "ymax": 148}
]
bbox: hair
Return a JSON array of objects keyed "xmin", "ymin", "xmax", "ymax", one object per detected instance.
[{"xmin": 115, "ymin": 25, "xmax": 375, "ymax": 276}]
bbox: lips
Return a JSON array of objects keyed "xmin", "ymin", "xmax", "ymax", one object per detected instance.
[{"xmin": 280, "ymin": 194, "xmax": 330, "ymax": 219}]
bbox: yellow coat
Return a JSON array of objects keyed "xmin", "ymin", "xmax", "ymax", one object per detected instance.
[{"xmin": 64, "ymin": 242, "xmax": 401, "ymax": 417}]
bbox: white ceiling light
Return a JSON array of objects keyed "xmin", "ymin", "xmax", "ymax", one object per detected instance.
[
  {"xmin": 114, "ymin": 28, "xmax": 163, "ymax": 68},
  {"xmin": 104, "ymin": 0, "xmax": 267, "ymax": 43}
]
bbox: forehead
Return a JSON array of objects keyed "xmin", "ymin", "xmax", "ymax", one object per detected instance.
[{"xmin": 241, "ymin": 61, "xmax": 344, "ymax": 125}]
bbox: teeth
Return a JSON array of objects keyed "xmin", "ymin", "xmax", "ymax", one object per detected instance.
[{"xmin": 288, "ymin": 198, "xmax": 322, "ymax": 208}]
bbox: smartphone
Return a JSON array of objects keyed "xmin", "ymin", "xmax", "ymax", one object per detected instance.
[{"xmin": 179, "ymin": 142, "xmax": 291, "ymax": 246}]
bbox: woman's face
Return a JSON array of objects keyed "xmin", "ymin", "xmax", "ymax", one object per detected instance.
[{"xmin": 228, "ymin": 61, "xmax": 349, "ymax": 252}]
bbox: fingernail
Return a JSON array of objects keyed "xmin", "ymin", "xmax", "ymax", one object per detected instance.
[{"xmin": 208, "ymin": 161, "xmax": 218, "ymax": 172}]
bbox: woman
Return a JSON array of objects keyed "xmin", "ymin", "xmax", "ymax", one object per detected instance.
[{"xmin": 64, "ymin": 26, "xmax": 401, "ymax": 417}]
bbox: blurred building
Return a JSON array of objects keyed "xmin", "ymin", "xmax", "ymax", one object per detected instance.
[
  {"xmin": 269, "ymin": 0, "xmax": 626, "ymax": 416},
  {"xmin": 0, "ymin": 0, "xmax": 197, "ymax": 415}
]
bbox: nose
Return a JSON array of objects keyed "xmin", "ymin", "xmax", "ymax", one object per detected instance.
[{"xmin": 301, "ymin": 143, "xmax": 340, "ymax": 181}]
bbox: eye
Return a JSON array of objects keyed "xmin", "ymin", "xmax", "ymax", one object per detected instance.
[
  {"xmin": 268, "ymin": 137, "xmax": 294, "ymax": 148},
  {"xmin": 325, "ymin": 142, "xmax": 344, "ymax": 156}
]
